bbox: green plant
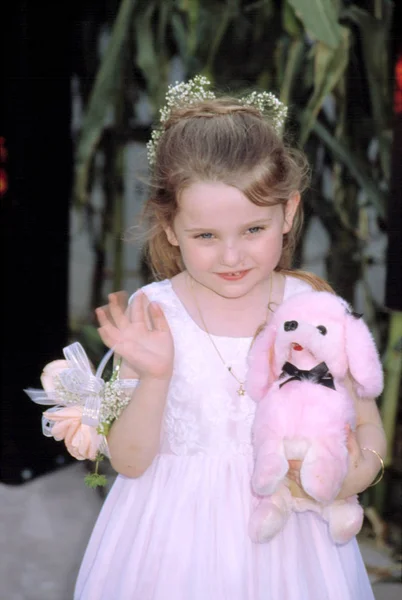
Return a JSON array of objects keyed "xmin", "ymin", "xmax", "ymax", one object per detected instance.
[{"xmin": 71, "ymin": 0, "xmax": 398, "ymax": 515}]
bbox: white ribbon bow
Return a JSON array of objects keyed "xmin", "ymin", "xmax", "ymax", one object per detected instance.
[{"xmin": 25, "ymin": 342, "xmax": 115, "ymax": 427}]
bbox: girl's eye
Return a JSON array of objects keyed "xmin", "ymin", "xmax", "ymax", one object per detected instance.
[
  {"xmin": 247, "ymin": 226, "xmax": 265, "ymax": 234},
  {"xmin": 195, "ymin": 232, "xmax": 214, "ymax": 239}
]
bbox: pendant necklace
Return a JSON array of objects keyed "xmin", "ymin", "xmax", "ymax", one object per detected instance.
[{"xmin": 189, "ymin": 274, "xmax": 273, "ymax": 396}]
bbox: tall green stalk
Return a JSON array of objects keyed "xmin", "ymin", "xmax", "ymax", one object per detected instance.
[
  {"xmin": 373, "ymin": 311, "xmax": 402, "ymax": 514},
  {"xmin": 381, "ymin": 311, "xmax": 402, "ymax": 467},
  {"xmin": 113, "ymin": 146, "xmax": 124, "ymax": 292}
]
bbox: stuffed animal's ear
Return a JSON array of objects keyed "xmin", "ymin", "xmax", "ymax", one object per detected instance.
[
  {"xmin": 345, "ymin": 313, "xmax": 383, "ymax": 398},
  {"xmin": 245, "ymin": 324, "xmax": 277, "ymax": 401}
]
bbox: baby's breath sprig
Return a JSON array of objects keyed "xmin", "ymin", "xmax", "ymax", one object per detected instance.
[
  {"xmin": 242, "ymin": 91, "xmax": 288, "ymax": 133},
  {"xmin": 147, "ymin": 75, "xmax": 215, "ymax": 166},
  {"xmin": 53, "ymin": 378, "xmax": 82, "ymax": 406},
  {"xmin": 85, "ymin": 363, "xmax": 131, "ymax": 488},
  {"xmin": 159, "ymin": 75, "xmax": 215, "ymax": 123},
  {"xmin": 146, "ymin": 75, "xmax": 288, "ymax": 166},
  {"xmin": 99, "ymin": 365, "xmax": 131, "ymax": 430}
]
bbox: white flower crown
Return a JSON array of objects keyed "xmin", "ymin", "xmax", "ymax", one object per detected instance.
[{"xmin": 146, "ymin": 75, "xmax": 288, "ymax": 166}]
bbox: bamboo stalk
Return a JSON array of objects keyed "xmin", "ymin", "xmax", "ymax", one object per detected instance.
[
  {"xmin": 113, "ymin": 146, "xmax": 124, "ymax": 292},
  {"xmin": 373, "ymin": 310, "xmax": 402, "ymax": 514},
  {"xmin": 381, "ymin": 310, "xmax": 402, "ymax": 466}
]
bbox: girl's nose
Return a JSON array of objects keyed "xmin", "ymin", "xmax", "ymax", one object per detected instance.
[{"xmin": 220, "ymin": 243, "xmax": 243, "ymax": 267}]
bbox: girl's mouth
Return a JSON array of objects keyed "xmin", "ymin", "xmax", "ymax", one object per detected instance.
[{"xmin": 217, "ymin": 270, "xmax": 250, "ymax": 281}]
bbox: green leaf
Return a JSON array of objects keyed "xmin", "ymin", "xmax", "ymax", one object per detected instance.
[
  {"xmin": 74, "ymin": 0, "xmax": 138, "ymax": 206},
  {"xmin": 282, "ymin": 1, "xmax": 302, "ymax": 38},
  {"xmin": 381, "ymin": 311, "xmax": 402, "ymax": 466},
  {"xmin": 287, "ymin": 0, "xmax": 342, "ymax": 49},
  {"xmin": 180, "ymin": 0, "xmax": 200, "ymax": 55},
  {"xmin": 97, "ymin": 422, "xmax": 111, "ymax": 437},
  {"xmin": 171, "ymin": 12, "xmax": 189, "ymax": 65},
  {"xmin": 84, "ymin": 473, "xmax": 108, "ymax": 488},
  {"xmin": 204, "ymin": 1, "xmax": 239, "ymax": 76},
  {"xmin": 311, "ymin": 119, "xmax": 387, "ymax": 220},
  {"xmin": 157, "ymin": 0, "xmax": 173, "ymax": 52},
  {"xmin": 299, "ymin": 26, "xmax": 350, "ymax": 145},
  {"xmin": 135, "ymin": 1, "xmax": 168, "ymax": 112},
  {"xmin": 279, "ymin": 37, "xmax": 305, "ymax": 105},
  {"xmin": 341, "ymin": 4, "xmax": 393, "ymax": 180}
]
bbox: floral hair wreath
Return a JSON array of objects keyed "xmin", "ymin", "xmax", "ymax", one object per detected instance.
[{"xmin": 146, "ymin": 75, "xmax": 288, "ymax": 166}]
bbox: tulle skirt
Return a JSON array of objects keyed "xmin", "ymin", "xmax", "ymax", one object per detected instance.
[{"xmin": 75, "ymin": 454, "xmax": 374, "ymax": 600}]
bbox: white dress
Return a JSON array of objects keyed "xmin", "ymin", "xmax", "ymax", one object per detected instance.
[{"xmin": 75, "ymin": 276, "xmax": 375, "ymax": 600}]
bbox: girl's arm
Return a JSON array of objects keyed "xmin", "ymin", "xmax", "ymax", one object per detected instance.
[
  {"xmin": 337, "ymin": 394, "xmax": 386, "ymax": 498},
  {"xmin": 107, "ymin": 375, "xmax": 170, "ymax": 477},
  {"xmin": 97, "ymin": 292, "xmax": 174, "ymax": 478}
]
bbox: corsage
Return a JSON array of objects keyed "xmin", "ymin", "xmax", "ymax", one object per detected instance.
[{"xmin": 24, "ymin": 342, "xmax": 138, "ymax": 487}]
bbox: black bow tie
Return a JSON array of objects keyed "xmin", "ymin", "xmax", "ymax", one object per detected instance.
[{"xmin": 279, "ymin": 361, "xmax": 335, "ymax": 390}]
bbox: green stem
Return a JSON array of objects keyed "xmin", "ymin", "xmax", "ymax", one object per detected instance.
[
  {"xmin": 372, "ymin": 310, "xmax": 402, "ymax": 515},
  {"xmin": 113, "ymin": 147, "xmax": 124, "ymax": 291},
  {"xmin": 381, "ymin": 310, "xmax": 402, "ymax": 466},
  {"xmin": 280, "ymin": 37, "xmax": 305, "ymax": 105}
]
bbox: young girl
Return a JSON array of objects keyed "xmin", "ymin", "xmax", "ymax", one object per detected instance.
[{"xmin": 74, "ymin": 79, "xmax": 386, "ymax": 599}]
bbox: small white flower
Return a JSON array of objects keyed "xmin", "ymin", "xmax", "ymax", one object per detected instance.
[{"xmin": 147, "ymin": 75, "xmax": 288, "ymax": 166}]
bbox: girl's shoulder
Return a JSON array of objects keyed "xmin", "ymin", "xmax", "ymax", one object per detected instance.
[
  {"xmin": 283, "ymin": 274, "xmax": 313, "ymax": 300},
  {"xmin": 128, "ymin": 279, "xmax": 171, "ymax": 305},
  {"xmin": 283, "ymin": 270, "xmax": 333, "ymax": 300}
]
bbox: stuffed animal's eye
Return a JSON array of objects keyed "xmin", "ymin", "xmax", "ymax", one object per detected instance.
[
  {"xmin": 284, "ymin": 320, "xmax": 298, "ymax": 332},
  {"xmin": 317, "ymin": 325, "xmax": 327, "ymax": 335}
]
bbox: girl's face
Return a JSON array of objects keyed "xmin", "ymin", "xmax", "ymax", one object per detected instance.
[{"xmin": 165, "ymin": 181, "xmax": 299, "ymax": 299}]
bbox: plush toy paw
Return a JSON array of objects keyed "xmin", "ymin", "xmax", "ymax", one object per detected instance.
[
  {"xmin": 325, "ymin": 499, "xmax": 364, "ymax": 545},
  {"xmin": 249, "ymin": 498, "xmax": 290, "ymax": 543},
  {"xmin": 252, "ymin": 453, "xmax": 288, "ymax": 496},
  {"xmin": 301, "ymin": 455, "xmax": 346, "ymax": 503}
]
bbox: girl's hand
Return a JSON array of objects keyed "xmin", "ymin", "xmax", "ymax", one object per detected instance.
[
  {"xmin": 336, "ymin": 426, "xmax": 374, "ymax": 499},
  {"xmin": 287, "ymin": 460, "xmax": 314, "ymax": 499},
  {"xmin": 287, "ymin": 460, "xmax": 302, "ymax": 488},
  {"xmin": 287, "ymin": 425, "xmax": 382, "ymax": 500},
  {"xmin": 96, "ymin": 291, "xmax": 174, "ymax": 382}
]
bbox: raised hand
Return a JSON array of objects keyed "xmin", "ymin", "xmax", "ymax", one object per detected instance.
[{"xmin": 96, "ymin": 292, "xmax": 174, "ymax": 381}]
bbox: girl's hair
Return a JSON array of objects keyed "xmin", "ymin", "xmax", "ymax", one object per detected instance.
[{"xmin": 140, "ymin": 97, "xmax": 330, "ymax": 293}]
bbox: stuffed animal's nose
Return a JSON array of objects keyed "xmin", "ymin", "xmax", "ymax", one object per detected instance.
[{"xmin": 284, "ymin": 320, "xmax": 298, "ymax": 331}]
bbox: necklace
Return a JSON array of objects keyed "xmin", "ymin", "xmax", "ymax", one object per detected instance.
[{"xmin": 189, "ymin": 274, "xmax": 273, "ymax": 396}]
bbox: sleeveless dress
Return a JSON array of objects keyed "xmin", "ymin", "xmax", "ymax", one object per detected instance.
[{"xmin": 75, "ymin": 276, "xmax": 375, "ymax": 600}]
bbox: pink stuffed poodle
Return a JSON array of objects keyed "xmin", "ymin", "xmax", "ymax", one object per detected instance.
[{"xmin": 246, "ymin": 290, "xmax": 383, "ymax": 544}]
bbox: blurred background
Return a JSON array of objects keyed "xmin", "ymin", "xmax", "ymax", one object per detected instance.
[{"xmin": 1, "ymin": 0, "xmax": 401, "ymax": 598}]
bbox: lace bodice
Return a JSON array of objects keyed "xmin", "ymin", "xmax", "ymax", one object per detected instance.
[{"xmin": 141, "ymin": 277, "xmax": 311, "ymax": 458}]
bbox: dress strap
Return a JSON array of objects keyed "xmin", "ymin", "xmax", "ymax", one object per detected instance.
[{"xmin": 283, "ymin": 275, "xmax": 313, "ymax": 301}]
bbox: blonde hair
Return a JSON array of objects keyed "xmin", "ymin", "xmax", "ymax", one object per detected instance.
[{"xmin": 139, "ymin": 97, "xmax": 330, "ymax": 292}]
